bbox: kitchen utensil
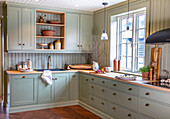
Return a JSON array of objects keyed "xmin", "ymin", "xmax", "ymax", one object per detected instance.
[
  {"xmin": 55, "ymin": 40, "xmax": 61, "ymax": 50},
  {"xmin": 42, "ymin": 30, "xmax": 55, "ymax": 36},
  {"xmin": 93, "ymin": 61, "xmax": 99, "ymax": 71},
  {"xmin": 105, "ymin": 67, "xmax": 112, "ymax": 72},
  {"xmin": 37, "ymin": 44, "xmax": 47, "ymax": 49},
  {"xmin": 23, "ymin": 62, "xmax": 27, "ymax": 69}
]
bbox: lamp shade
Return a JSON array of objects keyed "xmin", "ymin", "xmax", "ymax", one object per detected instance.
[
  {"xmin": 146, "ymin": 28, "xmax": 170, "ymax": 44},
  {"xmin": 101, "ymin": 30, "xmax": 108, "ymax": 40}
]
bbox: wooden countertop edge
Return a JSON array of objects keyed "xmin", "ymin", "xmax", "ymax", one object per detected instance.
[{"xmin": 6, "ymin": 70, "xmax": 170, "ymax": 93}]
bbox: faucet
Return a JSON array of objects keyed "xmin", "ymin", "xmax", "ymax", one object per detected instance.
[{"xmin": 47, "ymin": 55, "xmax": 51, "ymax": 69}]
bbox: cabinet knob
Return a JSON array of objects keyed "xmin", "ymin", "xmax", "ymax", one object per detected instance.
[
  {"xmin": 113, "ymin": 93, "xmax": 117, "ymax": 95},
  {"xmin": 102, "ymin": 81, "xmax": 105, "ymax": 84},
  {"xmin": 19, "ymin": 43, "xmax": 22, "ymax": 46},
  {"xmin": 101, "ymin": 89, "xmax": 105, "ymax": 92},
  {"xmin": 145, "ymin": 103, "xmax": 150, "ymax": 107},
  {"xmin": 91, "ymin": 98, "xmax": 94, "ymax": 100},
  {"xmin": 91, "ymin": 86, "xmax": 94, "ymax": 88},
  {"xmin": 113, "ymin": 84, "xmax": 117, "ymax": 86},
  {"xmin": 128, "ymin": 88, "xmax": 132, "ymax": 91},
  {"xmin": 80, "ymin": 45, "xmax": 82, "ymax": 47},
  {"xmin": 86, "ymin": 79, "xmax": 89, "ymax": 81},
  {"xmin": 22, "ymin": 76, "xmax": 26, "ymax": 78},
  {"xmin": 72, "ymin": 75, "xmax": 76, "ymax": 78},
  {"xmin": 77, "ymin": 45, "xmax": 80, "ymax": 47},
  {"xmin": 101, "ymin": 102, "xmax": 104, "ymax": 105},
  {"xmin": 112, "ymin": 107, "xmax": 116, "ymax": 110},
  {"xmin": 128, "ymin": 114, "xmax": 132, "ymax": 117},
  {"xmin": 145, "ymin": 92, "xmax": 150, "ymax": 95},
  {"xmin": 23, "ymin": 43, "xmax": 25, "ymax": 46},
  {"xmin": 128, "ymin": 98, "xmax": 132, "ymax": 101},
  {"xmin": 91, "ymin": 78, "xmax": 94, "ymax": 81}
]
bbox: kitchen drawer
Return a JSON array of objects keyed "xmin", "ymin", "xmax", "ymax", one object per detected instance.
[
  {"xmin": 89, "ymin": 83, "xmax": 96, "ymax": 95},
  {"xmin": 109, "ymin": 89, "xmax": 138, "ymax": 111},
  {"xmin": 89, "ymin": 76, "xmax": 109, "ymax": 87},
  {"xmin": 109, "ymin": 80, "xmax": 119, "ymax": 90},
  {"xmin": 140, "ymin": 98, "xmax": 170, "ymax": 119},
  {"xmin": 119, "ymin": 82, "xmax": 139, "ymax": 95},
  {"xmin": 88, "ymin": 95, "xmax": 98, "ymax": 108},
  {"xmin": 95, "ymin": 85, "xmax": 108, "ymax": 100},
  {"xmin": 97, "ymin": 98, "xmax": 108, "ymax": 114},
  {"xmin": 139, "ymin": 87, "xmax": 170, "ymax": 104},
  {"xmin": 109, "ymin": 102, "xmax": 138, "ymax": 119}
]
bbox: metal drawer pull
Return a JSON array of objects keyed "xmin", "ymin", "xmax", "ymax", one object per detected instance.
[
  {"xmin": 128, "ymin": 88, "xmax": 132, "ymax": 91},
  {"xmin": 19, "ymin": 43, "xmax": 22, "ymax": 46},
  {"xmin": 91, "ymin": 78, "xmax": 94, "ymax": 81},
  {"xmin": 112, "ymin": 107, "xmax": 116, "ymax": 110},
  {"xmin": 113, "ymin": 93, "xmax": 117, "ymax": 95},
  {"xmin": 145, "ymin": 92, "xmax": 150, "ymax": 95},
  {"xmin": 101, "ymin": 89, "xmax": 105, "ymax": 92},
  {"xmin": 22, "ymin": 76, "xmax": 26, "ymax": 78},
  {"xmin": 72, "ymin": 75, "xmax": 76, "ymax": 77},
  {"xmin": 91, "ymin": 86, "xmax": 94, "ymax": 88},
  {"xmin": 52, "ymin": 78, "xmax": 57, "ymax": 80},
  {"xmin": 86, "ymin": 79, "xmax": 89, "ymax": 81},
  {"xmin": 113, "ymin": 84, "xmax": 117, "ymax": 86},
  {"xmin": 77, "ymin": 45, "xmax": 80, "ymax": 47},
  {"xmin": 101, "ymin": 102, "xmax": 104, "ymax": 105},
  {"xmin": 102, "ymin": 81, "xmax": 105, "ymax": 84},
  {"xmin": 128, "ymin": 114, "xmax": 132, "ymax": 117},
  {"xmin": 91, "ymin": 98, "xmax": 94, "ymax": 100},
  {"xmin": 145, "ymin": 103, "xmax": 150, "ymax": 107},
  {"xmin": 128, "ymin": 98, "xmax": 132, "ymax": 101},
  {"xmin": 23, "ymin": 43, "xmax": 25, "ymax": 46}
]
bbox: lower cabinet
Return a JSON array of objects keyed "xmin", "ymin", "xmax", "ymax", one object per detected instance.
[
  {"xmin": 79, "ymin": 74, "xmax": 89, "ymax": 103},
  {"xmin": 10, "ymin": 74, "xmax": 38, "ymax": 107},
  {"xmin": 53, "ymin": 73, "xmax": 69, "ymax": 102}
]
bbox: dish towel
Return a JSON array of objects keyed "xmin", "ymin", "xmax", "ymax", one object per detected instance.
[{"xmin": 41, "ymin": 70, "xmax": 52, "ymax": 85}]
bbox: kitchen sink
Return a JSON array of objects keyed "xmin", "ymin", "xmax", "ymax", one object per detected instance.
[{"xmin": 34, "ymin": 69, "xmax": 66, "ymax": 71}]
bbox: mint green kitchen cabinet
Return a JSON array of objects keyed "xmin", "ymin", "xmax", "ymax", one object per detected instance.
[
  {"xmin": 80, "ymin": 14, "xmax": 93, "ymax": 52},
  {"xmin": 69, "ymin": 73, "xmax": 79, "ymax": 100},
  {"xmin": 79, "ymin": 73, "xmax": 89, "ymax": 103},
  {"xmin": 10, "ymin": 74, "xmax": 38, "ymax": 107},
  {"xmin": 53, "ymin": 73, "xmax": 69, "ymax": 102},
  {"xmin": 7, "ymin": 6, "xmax": 35, "ymax": 50},
  {"xmin": 66, "ymin": 13, "xmax": 80, "ymax": 51},
  {"xmin": 38, "ymin": 77, "xmax": 54, "ymax": 104}
]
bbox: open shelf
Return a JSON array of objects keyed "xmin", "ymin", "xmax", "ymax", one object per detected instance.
[
  {"xmin": 36, "ymin": 23, "xmax": 64, "ymax": 27},
  {"xmin": 36, "ymin": 35, "xmax": 65, "ymax": 39}
]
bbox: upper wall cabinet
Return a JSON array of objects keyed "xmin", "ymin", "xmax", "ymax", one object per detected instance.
[
  {"xmin": 66, "ymin": 13, "xmax": 93, "ymax": 52},
  {"xmin": 7, "ymin": 7, "xmax": 35, "ymax": 50}
]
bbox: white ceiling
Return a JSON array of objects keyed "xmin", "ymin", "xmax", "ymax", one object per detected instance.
[{"xmin": 2, "ymin": 0, "xmax": 126, "ymax": 11}]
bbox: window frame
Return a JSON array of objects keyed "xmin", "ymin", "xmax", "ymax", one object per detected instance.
[{"xmin": 116, "ymin": 11, "xmax": 146, "ymax": 72}]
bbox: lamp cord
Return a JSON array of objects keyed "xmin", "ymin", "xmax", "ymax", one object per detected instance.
[
  {"xmin": 127, "ymin": 0, "xmax": 129, "ymax": 26},
  {"xmin": 104, "ymin": 5, "xmax": 106, "ymax": 31}
]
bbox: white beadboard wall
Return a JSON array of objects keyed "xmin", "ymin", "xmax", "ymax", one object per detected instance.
[{"xmin": 4, "ymin": 53, "xmax": 88, "ymax": 70}]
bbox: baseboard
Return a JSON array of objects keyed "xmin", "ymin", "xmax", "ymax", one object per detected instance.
[
  {"xmin": 9, "ymin": 100, "xmax": 78, "ymax": 113},
  {"xmin": 78, "ymin": 101, "xmax": 114, "ymax": 119}
]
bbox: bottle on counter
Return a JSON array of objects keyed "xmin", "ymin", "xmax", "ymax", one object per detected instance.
[
  {"xmin": 28, "ymin": 59, "xmax": 32, "ymax": 69},
  {"xmin": 118, "ymin": 59, "xmax": 120, "ymax": 71},
  {"xmin": 55, "ymin": 40, "xmax": 61, "ymax": 50},
  {"xmin": 23, "ymin": 62, "xmax": 27, "ymax": 69},
  {"xmin": 113, "ymin": 59, "xmax": 117, "ymax": 71}
]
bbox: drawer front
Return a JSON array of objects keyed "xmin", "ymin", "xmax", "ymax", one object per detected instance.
[
  {"xmin": 109, "ymin": 89, "xmax": 138, "ymax": 111},
  {"xmin": 140, "ymin": 98, "xmax": 170, "ymax": 119},
  {"xmin": 89, "ymin": 76, "xmax": 109, "ymax": 87},
  {"xmin": 139, "ymin": 114, "xmax": 154, "ymax": 119},
  {"xmin": 88, "ymin": 95, "xmax": 98, "ymax": 108},
  {"xmin": 139, "ymin": 87, "xmax": 170, "ymax": 104},
  {"xmin": 119, "ymin": 82, "xmax": 139, "ymax": 95},
  {"xmin": 89, "ymin": 83, "xmax": 96, "ymax": 95},
  {"xmin": 96, "ymin": 85, "xmax": 108, "ymax": 100},
  {"xmin": 97, "ymin": 98, "xmax": 108, "ymax": 114},
  {"xmin": 109, "ymin": 102, "xmax": 138, "ymax": 119}
]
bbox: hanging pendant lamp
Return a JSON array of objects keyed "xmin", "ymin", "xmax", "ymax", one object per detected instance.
[{"xmin": 101, "ymin": 2, "xmax": 108, "ymax": 40}]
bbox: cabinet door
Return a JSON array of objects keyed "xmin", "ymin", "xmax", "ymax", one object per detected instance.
[
  {"xmin": 80, "ymin": 14, "xmax": 93, "ymax": 52},
  {"xmin": 10, "ymin": 75, "xmax": 38, "ymax": 107},
  {"xmin": 38, "ymin": 77, "xmax": 54, "ymax": 104},
  {"xmin": 22, "ymin": 8, "xmax": 35, "ymax": 50},
  {"xmin": 66, "ymin": 13, "xmax": 79, "ymax": 51},
  {"xmin": 69, "ymin": 73, "xmax": 79, "ymax": 100},
  {"xmin": 53, "ymin": 73, "xmax": 69, "ymax": 102},
  {"xmin": 7, "ymin": 7, "xmax": 22, "ymax": 50},
  {"xmin": 79, "ymin": 74, "xmax": 89, "ymax": 103}
]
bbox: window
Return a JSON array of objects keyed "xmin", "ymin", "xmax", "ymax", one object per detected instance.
[{"xmin": 114, "ymin": 11, "xmax": 146, "ymax": 72}]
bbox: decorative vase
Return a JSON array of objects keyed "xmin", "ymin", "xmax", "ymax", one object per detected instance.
[{"xmin": 142, "ymin": 72, "xmax": 149, "ymax": 79}]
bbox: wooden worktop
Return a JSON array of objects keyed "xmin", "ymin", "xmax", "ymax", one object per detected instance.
[{"xmin": 6, "ymin": 70, "xmax": 170, "ymax": 92}]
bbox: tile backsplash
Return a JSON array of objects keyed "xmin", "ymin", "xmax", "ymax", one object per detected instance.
[{"xmin": 4, "ymin": 52, "xmax": 89, "ymax": 70}]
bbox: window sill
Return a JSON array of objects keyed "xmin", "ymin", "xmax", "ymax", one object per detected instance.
[{"xmin": 112, "ymin": 71, "xmax": 142, "ymax": 77}]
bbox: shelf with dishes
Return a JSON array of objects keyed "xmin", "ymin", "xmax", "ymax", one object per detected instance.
[{"xmin": 35, "ymin": 9, "xmax": 65, "ymax": 50}]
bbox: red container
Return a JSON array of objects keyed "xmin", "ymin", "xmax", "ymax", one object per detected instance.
[
  {"xmin": 118, "ymin": 60, "xmax": 120, "ymax": 71},
  {"xmin": 113, "ymin": 59, "xmax": 117, "ymax": 71},
  {"xmin": 42, "ymin": 30, "xmax": 55, "ymax": 36},
  {"xmin": 142, "ymin": 72, "xmax": 149, "ymax": 79}
]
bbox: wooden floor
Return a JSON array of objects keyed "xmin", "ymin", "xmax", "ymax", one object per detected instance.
[{"xmin": 0, "ymin": 105, "xmax": 101, "ymax": 119}]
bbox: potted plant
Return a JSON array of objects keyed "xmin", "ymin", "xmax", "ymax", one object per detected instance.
[{"xmin": 139, "ymin": 66, "xmax": 150, "ymax": 79}]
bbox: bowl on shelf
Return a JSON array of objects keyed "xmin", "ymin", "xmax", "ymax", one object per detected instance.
[
  {"xmin": 47, "ymin": 20, "xmax": 61, "ymax": 24},
  {"xmin": 37, "ymin": 44, "xmax": 47, "ymax": 49},
  {"xmin": 42, "ymin": 30, "xmax": 55, "ymax": 36}
]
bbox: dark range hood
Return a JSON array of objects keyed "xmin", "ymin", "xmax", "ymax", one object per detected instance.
[{"xmin": 146, "ymin": 28, "xmax": 170, "ymax": 44}]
